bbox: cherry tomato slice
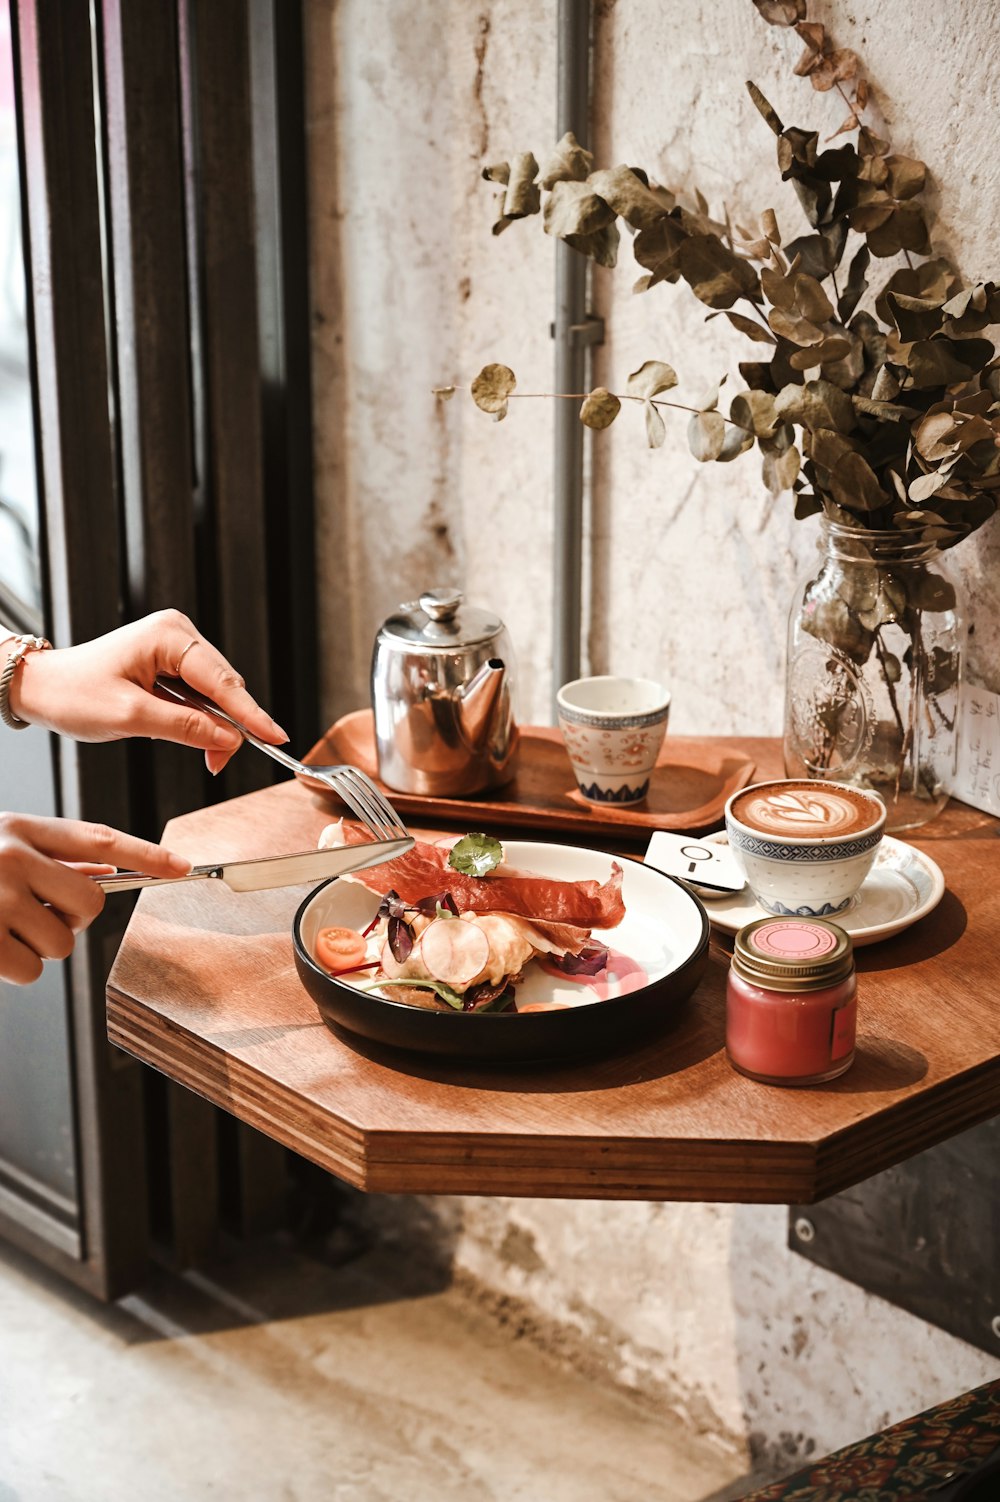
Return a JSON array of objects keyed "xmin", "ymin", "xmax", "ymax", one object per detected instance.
[{"xmin": 315, "ymin": 926, "xmax": 368, "ymax": 972}]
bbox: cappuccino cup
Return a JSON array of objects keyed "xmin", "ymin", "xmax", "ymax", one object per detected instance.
[{"xmin": 724, "ymin": 779, "xmax": 886, "ymax": 917}]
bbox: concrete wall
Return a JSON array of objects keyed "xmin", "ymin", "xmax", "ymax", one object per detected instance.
[{"xmin": 305, "ymin": 0, "xmax": 1000, "ymax": 1467}]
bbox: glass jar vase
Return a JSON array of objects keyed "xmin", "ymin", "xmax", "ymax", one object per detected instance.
[{"xmin": 784, "ymin": 520, "xmax": 965, "ymax": 831}]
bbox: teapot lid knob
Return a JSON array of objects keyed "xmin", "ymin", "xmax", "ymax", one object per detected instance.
[{"xmin": 419, "ymin": 588, "xmax": 463, "ymax": 622}]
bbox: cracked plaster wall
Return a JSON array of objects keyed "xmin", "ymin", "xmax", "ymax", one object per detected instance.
[{"xmin": 305, "ymin": 0, "xmax": 1000, "ymax": 1467}]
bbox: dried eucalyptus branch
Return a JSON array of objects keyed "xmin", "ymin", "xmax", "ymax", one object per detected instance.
[{"xmin": 443, "ymin": 0, "xmax": 1000, "ymax": 554}]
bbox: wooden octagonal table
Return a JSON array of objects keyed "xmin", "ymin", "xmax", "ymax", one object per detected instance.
[{"xmin": 106, "ymin": 739, "xmax": 1000, "ymax": 1203}]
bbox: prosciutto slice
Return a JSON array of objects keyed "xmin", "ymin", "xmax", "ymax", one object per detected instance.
[{"xmin": 343, "ymin": 832, "xmax": 626, "ymax": 929}]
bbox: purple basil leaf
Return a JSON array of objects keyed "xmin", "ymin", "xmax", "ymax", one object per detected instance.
[
  {"xmin": 387, "ymin": 914, "xmax": 414, "ymax": 963},
  {"xmin": 549, "ymin": 942, "xmax": 609, "ymax": 977},
  {"xmin": 413, "ymin": 890, "xmax": 459, "ymax": 917}
]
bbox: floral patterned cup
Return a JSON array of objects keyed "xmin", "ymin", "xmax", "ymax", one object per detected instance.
[{"xmin": 556, "ymin": 676, "xmax": 671, "ymax": 804}]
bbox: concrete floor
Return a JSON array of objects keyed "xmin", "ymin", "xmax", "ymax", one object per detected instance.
[{"xmin": 0, "ymin": 1231, "xmax": 757, "ymax": 1502}]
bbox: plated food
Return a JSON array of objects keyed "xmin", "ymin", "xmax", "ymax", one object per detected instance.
[{"xmin": 293, "ymin": 831, "xmax": 710, "ymax": 1060}]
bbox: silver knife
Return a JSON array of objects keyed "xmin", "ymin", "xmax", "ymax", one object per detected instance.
[{"xmin": 97, "ymin": 837, "xmax": 413, "ymax": 894}]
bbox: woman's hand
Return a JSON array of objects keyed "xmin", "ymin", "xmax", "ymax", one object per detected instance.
[
  {"xmin": 6, "ymin": 610, "xmax": 288, "ymax": 774},
  {"xmin": 0, "ymin": 812, "xmax": 192, "ymax": 985}
]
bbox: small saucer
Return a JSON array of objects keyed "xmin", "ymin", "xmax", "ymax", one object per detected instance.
[{"xmin": 698, "ymin": 834, "xmax": 945, "ymax": 947}]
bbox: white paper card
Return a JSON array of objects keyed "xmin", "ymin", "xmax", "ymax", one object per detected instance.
[
  {"xmin": 951, "ymin": 682, "xmax": 1000, "ymax": 815},
  {"xmin": 644, "ymin": 830, "xmax": 746, "ymax": 892}
]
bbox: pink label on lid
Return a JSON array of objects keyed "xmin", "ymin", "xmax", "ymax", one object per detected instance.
[{"xmin": 750, "ymin": 920, "xmax": 839, "ymax": 960}]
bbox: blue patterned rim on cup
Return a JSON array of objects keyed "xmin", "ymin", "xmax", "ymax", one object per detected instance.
[
  {"xmin": 556, "ymin": 675, "xmax": 671, "ymax": 805},
  {"xmin": 727, "ymin": 826, "xmax": 883, "ymax": 861}
]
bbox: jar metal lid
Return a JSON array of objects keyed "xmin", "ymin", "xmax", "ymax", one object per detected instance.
[
  {"xmin": 378, "ymin": 588, "xmax": 504, "ymax": 649},
  {"xmin": 732, "ymin": 917, "xmax": 854, "ymax": 992}
]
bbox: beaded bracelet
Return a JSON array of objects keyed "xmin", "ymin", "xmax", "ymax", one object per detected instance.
[{"xmin": 0, "ymin": 634, "xmax": 52, "ymax": 730}]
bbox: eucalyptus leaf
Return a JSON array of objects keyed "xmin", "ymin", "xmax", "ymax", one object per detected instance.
[
  {"xmin": 867, "ymin": 202, "xmax": 930, "ymax": 259},
  {"xmin": 632, "ymin": 215, "xmax": 687, "ymax": 284},
  {"xmin": 645, "ymin": 400, "xmax": 667, "ymax": 448},
  {"xmin": 687, "ymin": 409, "xmax": 726, "ymax": 461},
  {"xmin": 696, "ymin": 375, "xmax": 726, "ymax": 412},
  {"xmin": 788, "ymin": 335, "xmax": 852, "ymax": 370},
  {"xmin": 763, "ymin": 443, "xmax": 801, "ymax": 492},
  {"xmin": 828, "ymin": 450, "xmax": 889, "ymax": 511},
  {"xmin": 775, "ymin": 379, "xmax": 857, "ymax": 432},
  {"xmin": 768, "ymin": 307, "xmax": 824, "ymax": 345},
  {"xmin": 744, "ymin": 78, "xmax": 780, "ymax": 134},
  {"xmin": 783, "ymin": 230, "xmax": 841, "ymax": 281},
  {"xmin": 502, "ymin": 153, "xmax": 541, "ymax": 221},
  {"xmin": 717, "ymin": 414, "xmax": 756, "ymax": 461},
  {"xmin": 471, "ymin": 364, "xmax": 516, "ymax": 418},
  {"xmin": 794, "ymin": 490, "xmax": 823, "ymax": 519},
  {"xmin": 808, "ymin": 48, "xmax": 859, "ymax": 93},
  {"xmin": 589, "ymin": 166, "xmax": 671, "ymax": 231},
  {"xmin": 677, "ymin": 234, "xmax": 761, "ymax": 309},
  {"xmin": 731, "ymin": 389, "xmax": 779, "ymax": 438},
  {"xmin": 905, "ymin": 337, "xmax": 995, "ymax": 390},
  {"xmin": 565, "ymin": 222, "xmax": 621, "ymax": 268},
  {"xmin": 580, "ymin": 387, "xmax": 621, "ymax": 430},
  {"xmin": 853, "ymin": 394, "xmax": 919, "ymax": 423},
  {"xmin": 793, "ymin": 272, "xmax": 835, "ymax": 322},
  {"xmin": 885, "ymin": 154, "xmax": 927, "ymax": 200},
  {"xmin": 838, "ymin": 243, "xmax": 870, "ymax": 322},
  {"xmin": 908, "ymin": 470, "xmax": 947, "ymax": 502},
  {"xmin": 626, "ymin": 360, "xmax": 679, "ymax": 398},
  {"xmin": 543, "ymin": 179, "xmax": 616, "ymax": 240},
  {"xmin": 725, "ymin": 311, "xmax": 777, "ymax": 345},
  {"xmin": 751, "ymin": 0, "xmax": 805, "ymax": 24},
  {"xmin": 539, "ymin": 131, "xmax": 594, "ymax": 190},
  {"xmin": 906, "ymin": 570, "xmax": 957, "ymax": 612},
  {"xmin": 914, "ymin": 411, "xmax": 959, "ymax": 460}
]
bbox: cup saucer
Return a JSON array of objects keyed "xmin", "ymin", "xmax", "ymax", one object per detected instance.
[{"xmin": 697, "ymin": 833, "xmax": 945, "ymax": 947}]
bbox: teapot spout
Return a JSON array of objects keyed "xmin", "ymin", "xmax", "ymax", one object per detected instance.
[{"xmin": 456, "ymin": 658, "xmax": 506, "ymax": 748}]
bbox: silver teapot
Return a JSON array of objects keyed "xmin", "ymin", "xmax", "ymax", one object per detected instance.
[{"xmin": 371, "ymin": 588, "xmax": 519, "ymax": 796}]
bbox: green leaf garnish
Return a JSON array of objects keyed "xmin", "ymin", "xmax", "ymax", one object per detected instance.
[
  {"xmin": 356, "ymin": 977, "xmax": 465, "ymax": 1011},
  {"xmin": 448, "ymin": 833, "xmax": 504, "ymax": 878}
]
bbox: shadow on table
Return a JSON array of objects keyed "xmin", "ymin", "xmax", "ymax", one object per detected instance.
[
  {"xmin": 856, "ymin": 887, "xmax": 967, "ymax": 972},
  {"xmin": 327, "ymin": 989, "xmax": 725, "ymax": 1093}
]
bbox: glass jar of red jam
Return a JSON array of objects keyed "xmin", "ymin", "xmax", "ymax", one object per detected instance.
[{"xmin": 726, "ymin": 917, "xmax": 856, "ymax": 1086}]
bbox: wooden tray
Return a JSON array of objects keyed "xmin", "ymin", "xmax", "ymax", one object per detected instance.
[{"xmin": 300, "ymin": 709, "xmax": 755, "ymax": 838}]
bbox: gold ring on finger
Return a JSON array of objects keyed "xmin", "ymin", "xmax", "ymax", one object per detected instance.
[{"xmin": 174, "ymin": 637, "xmax": 200, "ymax": 676}]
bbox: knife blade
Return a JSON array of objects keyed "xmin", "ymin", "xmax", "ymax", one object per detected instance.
[{"xmin": 98, "ymin": 837, "xmax": 413, "ymax": 894}]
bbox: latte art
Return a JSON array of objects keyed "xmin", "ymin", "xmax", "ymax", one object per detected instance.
[{"xmin": 731, "ymin": 782, "xmax": 881, "ymax": 839}]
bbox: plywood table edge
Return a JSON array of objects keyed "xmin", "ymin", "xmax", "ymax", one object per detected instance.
[
  {"xmin": 811, "ymin": 1062, "xmax": 1000, "ymax": 1199},
  {"xmin": 106, "ymin": 986, "xmax": 370, "ymax": 1192},
  {"xmin": 107, "ymin": 983, "xmax": 830, "ymax": 1202}
]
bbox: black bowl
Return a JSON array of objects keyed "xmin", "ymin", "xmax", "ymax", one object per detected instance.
[{"xmin": 292, "ymin": 841, "xmax": 710, "ymax": 1064}]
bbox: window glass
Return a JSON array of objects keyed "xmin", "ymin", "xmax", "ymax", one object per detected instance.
[{"xmin": 0, "ymin": 6, "xmax": 41, "ymax": 622}]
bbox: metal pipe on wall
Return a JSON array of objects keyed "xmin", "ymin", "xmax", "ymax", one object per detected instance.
[{"xmin": 551, "ymin": 0, "xmax": 598, "ymax": 718}]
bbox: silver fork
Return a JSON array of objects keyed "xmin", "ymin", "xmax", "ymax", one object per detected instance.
[{"xmin": 154, "ymin": 675, "xmax": 409, "ymax": 842}]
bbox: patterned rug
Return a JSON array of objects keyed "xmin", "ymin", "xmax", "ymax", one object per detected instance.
[{"xmin": 739, "ymin": 1379, "xmax": 1000, "ymax": 1500}]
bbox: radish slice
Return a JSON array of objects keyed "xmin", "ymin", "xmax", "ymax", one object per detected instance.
[
  {"xmin": 418, "ymin": 918, "xmax": 491, "ymax": 988},
  {"xmin": 379, "ymin": 937, "xmax": 405, "ymax": 980}
]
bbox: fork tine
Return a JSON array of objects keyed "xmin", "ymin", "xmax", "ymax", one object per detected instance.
[
  {"xmin": 344, "ymin": 769, "xmax": 409, "ymax": 839},
  {"xmin": 320, "ymin": 771, "xmax": 375, "ymax": 832},
  {"xmin": 330, "ymin": 769, "xmax": 402, "ymax": 841},
  {"xmin": 330, "ymin": 769, "xmax": 397, "ymax": 840}
]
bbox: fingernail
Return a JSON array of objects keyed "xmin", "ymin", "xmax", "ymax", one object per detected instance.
[
  {"xmin": 167, "ymin": 852, "xmax": 193, "ymax": 874},
  {"xmin": 269, "ymin": 717, "xmax": 290, "ymax": 743},
  {"xmin": 212, "ymin": 726, "xmax": 242, "ymax": 749}
]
